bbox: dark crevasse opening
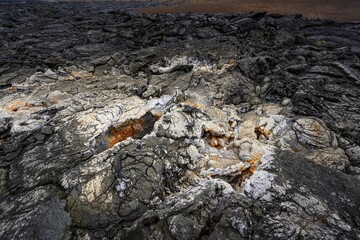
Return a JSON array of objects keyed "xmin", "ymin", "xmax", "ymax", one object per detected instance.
[{"xmin": 93, "ymin": 112, "xmax": 160, "ymax": 154}]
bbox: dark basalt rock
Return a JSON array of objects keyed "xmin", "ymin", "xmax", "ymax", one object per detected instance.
[{"xmin": 0, "ymin": 2, "xmax": 360, "ymax": 240}]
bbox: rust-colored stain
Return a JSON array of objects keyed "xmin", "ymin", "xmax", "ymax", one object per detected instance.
[
  {"xmin": 106, "ymin": 112, "xmax": 159, "ymax": 148},
  {"xmin": 204, "ymin": 130, "xmax": 234, "ymax": 149},
  {"xmin": 11, "ymin": 86, "xmax": 17, "ymax": 93},
  {"xmin": 182, "ymin": 97, "xmax": 210, "ymax": 109},
  {"xmin": 210, "ymin": 155, "xmax": 220, "ymax": 161},
  {"xmin": 7, "ymin": 101, "xmax": 31, "ymax": 111},
  {"xmin": 183, "ymin": 100, "xmax": 201, "ymax": 109},
  {"xmin": 248, "ymin": 152, "xmax": 263, "ymax": 165},
  {"xmin": 233, "ymin": 152, "xmax": 263, "ymax": 189},
  {"xmin": 202, "ymin": 152, "xmax": 263, "ymax": 190},
  {"xmin": 151, "ymin": 111, "xmax": 163, "ymax": 119},
  {"xmin": 254, "ymin": 126, "xmax": 270, "ymax": 140},
  {"xmin": 240, "ymin": 166, "xmax": 257, "ymax": 178},
  {"xmin": 311, "ymin": 121, "xmax": 322, "ymax": 134},
  {"xmin": 207, "ymin": 135, "xmax": 224, "ymax": 149},
  {"xmin": 6, "ymin": 101, "xmax": 33, "ymax": 112},
  {"xmin": 6, "ymin": 101, "xmax": 48, "ymax": 112}
]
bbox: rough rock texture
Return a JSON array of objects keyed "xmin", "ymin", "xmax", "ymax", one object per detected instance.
[{"xmin": 0, "ymin": 3, "xmax": 360, "ymax": 240}]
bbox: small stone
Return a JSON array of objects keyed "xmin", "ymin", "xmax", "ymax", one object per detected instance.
[
  {"xmin": 112, "ymin": 52, "xmax": 124, "ymax": 61},
  {"xmin": 168, "ymin": 215, "xmax": 202, "ymax": 240},
  {"xmin": 93, "ymin": 230, "xmax": 105, "ymax": 238},
  {"xmin": 255, "ymin": 85, "xmax": 261, "ymax": 95},
  {"xmin": 281, "ymin": 98, "xmax": 292, "ymax": 106},
  {"xmin": 142, "ymin": 85, "xmax": 161, "ymax": 98},
  {"xmin": 41, "ymin": 126, "xmax": 53, "ymax": 135},
  {"xmin": 0, "ymin": 118, "xmax": 11, "ymax": 134},
  {"xmin": 260, "ymin": 83, "xmax": 270, "ymax": 94},
  {"xmin": 238, "ymin": 103, "xmax": 251, "ymax": 113},
  {"xmin": 35, "ymin": 133, "xmax": 46, "ymax": 141},
  {"xmin": 337, "ymin": 137, "xmax": 351, "ymax": 147},
  {"xmin": 346, "ymin": 146, "xmax": 360, "ymax": 165},
  {"xmin": 44, "ymin": 69, "xmax": 58, "ymax": 80}
]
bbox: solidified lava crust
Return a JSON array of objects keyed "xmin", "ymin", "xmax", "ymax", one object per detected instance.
[{"xmin": 0, "ymin": 2, "xmax": 360, "ymax": 240}]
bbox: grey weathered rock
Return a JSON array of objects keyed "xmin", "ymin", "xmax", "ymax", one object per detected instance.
[
  {"xmin": 346, "ymin": 146, "xmax": 360, "ymax": 166},
  {"xmin": 0, "ymin": 187, "xmax": 71, "ymax": 240},
  {"xmin": 306, "ymin": 147, "xmax": 350, "ymax": 172},
  {"xmin": 293, "ymin": 117, "xmax": 333, "ymax": 148},
  {"xmin": 168, "ymin": 215, "xmax": 202, "ymax": 240}
]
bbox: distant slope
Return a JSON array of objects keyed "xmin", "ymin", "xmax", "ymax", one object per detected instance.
[{"xmin": 135, "ymin": 0, "xmax": 360, "ymax": 22}]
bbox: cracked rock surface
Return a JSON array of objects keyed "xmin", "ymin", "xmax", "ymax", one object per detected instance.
[{"xmin": 1, "ymin": 3, "xmax": 360, "ymax": 240}]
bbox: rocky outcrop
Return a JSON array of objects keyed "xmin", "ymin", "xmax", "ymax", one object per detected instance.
[{"xmin": 0, "ymin": 3, "xmax": 360, "ymax": 239}]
